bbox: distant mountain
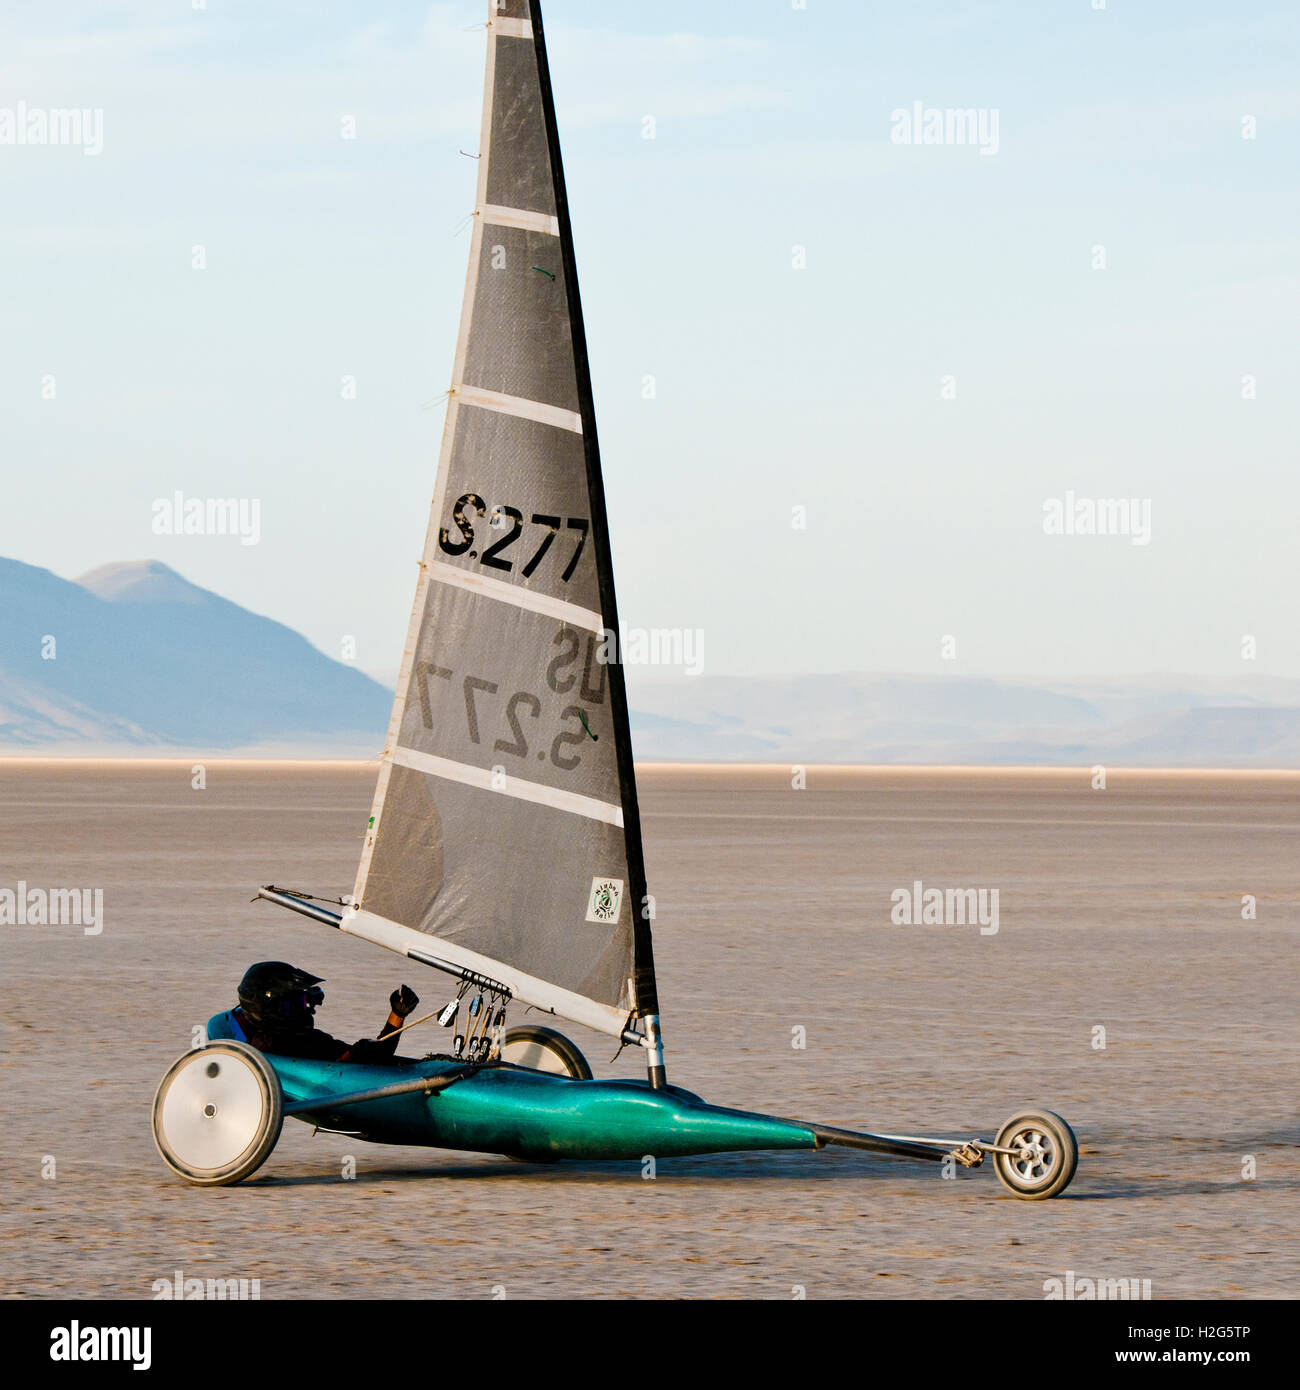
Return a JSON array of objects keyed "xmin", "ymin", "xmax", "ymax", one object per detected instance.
[
  {"xmin": 0, "ymin": 558, "xmax": 390, "ymax": 752},
  {"xmin": 625, "ymin": 673, "xmax": 1300, "ymax": 767},
  {"xmin": 3, "ymin": 557, "xmax": 1296, "ymax": 765}
]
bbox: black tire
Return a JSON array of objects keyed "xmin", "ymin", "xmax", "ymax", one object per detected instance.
[
  {"xmin": 152, "ymin": 1042, "xmax": 284, "ymax": 1186},
  {"xmin": 500, "ymin": 1025, "xmax": 593, "ymax": 1080},
  {"xmin": 992, "ymin": 1108, "xmax": 1078, "ymax": 1200}
]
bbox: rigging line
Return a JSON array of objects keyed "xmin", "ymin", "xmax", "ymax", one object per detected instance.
[
  {"xmin": 376, "ymin": 1003, "xmax": 446, "ymax": 1043},
  {"xmin": 255, "ymin": 885, "xmax": 347, "ymax": 906}
]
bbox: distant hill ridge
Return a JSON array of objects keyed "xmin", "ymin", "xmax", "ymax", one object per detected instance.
[
  {"xmin": 78, "ymin": 559, "xmax": 213, "ymax": 605},
  {"xmin": 0, "ymin": 557, "xmax": 390, "ymax": 751},
  {"xmin": 2, "ymin": 557, "xmax": 1298, "ymax": 764},
  {"xmin": 625, "ymin": 672, "xmax": 1300, "ymax": 767}
]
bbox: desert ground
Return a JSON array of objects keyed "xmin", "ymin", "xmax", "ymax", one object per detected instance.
[{"xmin": 0, "ymin": 760, "xmax": 1296, "ymax": 1300}]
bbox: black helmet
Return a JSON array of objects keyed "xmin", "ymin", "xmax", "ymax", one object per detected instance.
[{"xmin": 237, "ymin": 961, "xmax": 324, "ymax": 1031}]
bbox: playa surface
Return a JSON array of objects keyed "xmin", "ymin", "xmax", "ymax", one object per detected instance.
[{"xmin": 1, "ymin": 760, "xmax": 1296, "ymax": 1300}]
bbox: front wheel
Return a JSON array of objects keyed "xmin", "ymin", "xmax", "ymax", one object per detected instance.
[
  {"xmin": 992, "ymin": 1108, "xmax": 1078, "ymax": 1200},
  {"xmin": 152, "ymin": 1042, "xmax": 283, "ymax": 1186}
]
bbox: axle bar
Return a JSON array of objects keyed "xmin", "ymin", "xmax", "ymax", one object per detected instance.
[{"xmin": 283, "ymin": 1067, "xmax": 476, "ymax": 1117}]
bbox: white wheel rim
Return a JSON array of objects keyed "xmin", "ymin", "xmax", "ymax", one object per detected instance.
[
  {"xmin": 502, "ymin": 1039, "xmax": 571, "ymax": 1075},
  {"xmin": 159, "ymin": 1052, "xmax": 268, "ymax": 1171},
  {"xmin": 1004, "ymin": 1126, "xmax": 1057, "ymax": 1187}
]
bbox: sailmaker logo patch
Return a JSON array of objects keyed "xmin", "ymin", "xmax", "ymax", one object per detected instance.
[{"xmin": 586, "ymin": 877, "xmax": 624, "ymax": 924}]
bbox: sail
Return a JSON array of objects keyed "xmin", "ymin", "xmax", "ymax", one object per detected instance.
[{"xmin": 346, "ymin": 0, "xmax": 658, "ymax": 1042}]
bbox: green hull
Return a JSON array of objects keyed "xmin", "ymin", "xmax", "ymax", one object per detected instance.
[{"xmin": 269, "ymin": 1054, "xmax": 819, "ymax": 1162}]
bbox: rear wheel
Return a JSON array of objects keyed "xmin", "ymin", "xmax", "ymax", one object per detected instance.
[
  {"xmin": 992, "ymin": 1108, "xmax": 1078, "ymax": 1200},
  {"xmin": 498, "ymin": 1026, "xmax": 592, "ymax": 1163},
  {"xmin": 152, "ymin": 1042, "xmax": 283, "ymax": 1186},
  {"xmin": 500, "ymin": 1025, "xmax": 592, "ymax": 1079}
]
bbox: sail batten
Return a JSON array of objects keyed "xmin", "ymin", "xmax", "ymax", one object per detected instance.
[
  {"xmin": 425, "ymin": 559, "xmax": 603, "ymax": 631},
  {"xmin": 388, "ymin": 746, "xmax": 625, "ymax": 828},
  {"xmin": 450, "ymin": 386, "xmax": 582, "ymax": 433},
  {"xmin": 480, "ymin": 205, "xmax": 560, "ymax": 237},
  {"xmin": 491, "ymin": 17, "xmax": 533, "ymax": 41},
  {"xmin": 350, "ymin": 0, "xmax": 657, "ymax": 1041}
]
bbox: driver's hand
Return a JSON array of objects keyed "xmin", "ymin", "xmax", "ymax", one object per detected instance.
[{"xmin": 390, "ymin": 984, "xmax": 419, "ymax": 1018}]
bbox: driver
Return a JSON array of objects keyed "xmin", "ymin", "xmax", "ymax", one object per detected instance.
[{"xmin": 220, "ymin": 961, "xmax": 419, "ymax": 1063}]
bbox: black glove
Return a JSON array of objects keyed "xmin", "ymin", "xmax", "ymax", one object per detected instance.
[{"xmin": 389, "ymin": 984, "xmax": 419, "ymax": 1018}]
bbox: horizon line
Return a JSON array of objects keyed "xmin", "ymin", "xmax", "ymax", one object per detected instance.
[{"xmin": 2, "ymin": 755, "xmax": 1298, "ymax": 779}]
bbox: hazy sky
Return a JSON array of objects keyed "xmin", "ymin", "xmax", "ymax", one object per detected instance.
[{"xmin": 3, "ymin": 0, "xmax": 1297, "ymax": 684}]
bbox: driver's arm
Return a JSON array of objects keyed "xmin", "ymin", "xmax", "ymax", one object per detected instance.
[{"xmin": 344, "ymin": 985, "xmax": 420, "ymax": 1063}]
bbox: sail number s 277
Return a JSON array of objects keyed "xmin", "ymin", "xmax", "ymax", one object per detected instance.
[
  {"xmin": 414, "ymin": 627, "xmax": 606, "ymax": 772},
  {"xmin": 439, "ymin": 494, "xmax": 588, "ymax": 582}
]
